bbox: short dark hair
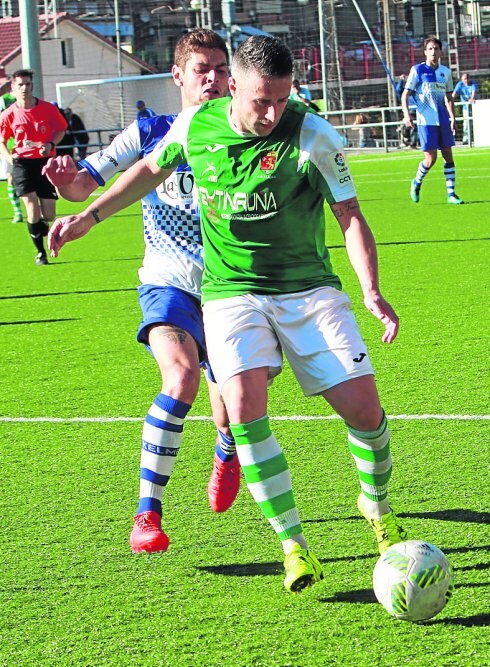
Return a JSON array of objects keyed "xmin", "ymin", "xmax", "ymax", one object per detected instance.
[
  {"xmin": 232, "ymin": 36, "xmax": 293, "ymax": 77},
  {"xmin": 424, "ymin": 35, "xmax": 442, "ymax": 50},
  {"xmin": 174, "ymin": 29, "xmax": 229, "ymax": 69},
  {"xmin": 12, "ymin": 69, "xmax": 33, "ymax": 80}
]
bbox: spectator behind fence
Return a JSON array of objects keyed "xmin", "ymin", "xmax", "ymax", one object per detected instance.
[
  {"xmin": 352, "ymin": 113, "xmax": 375, "ymax": 148},
  {"xmin": 64, "ymin": 108, "xmax": 89, "ymax": 159},
  {"xmin": 136, "ymin": 100, "xmax": 157, "ymax": 120},
  {"xmin": 453, "ymin": 72, "xmax": 478, "ymax": 145},
  {"xmin": 55, "ymin": 106, "xmax": 75, "ymax": 158}
]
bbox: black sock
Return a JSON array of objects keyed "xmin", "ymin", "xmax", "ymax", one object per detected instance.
[{"xmin": 28, "ymin": 221, "xmax": 48, "ymax": 255}]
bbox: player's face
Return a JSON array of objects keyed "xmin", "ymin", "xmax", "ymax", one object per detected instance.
[
  {"xmin": 172, "ymin": 49, "xmax": 229, "ymax": 107},
  {"xmin": 228, "ymin": 70, "xmax": 291, "ymax": 136},
  {"xmin": 424, "ymin": 41, "xmax": 442, "ymax": 67},
  {"xmin": 11, "ymin": 76, "xmax": 33, "ymax": 100}
]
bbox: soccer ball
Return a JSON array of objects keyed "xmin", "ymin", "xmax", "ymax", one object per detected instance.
[{"xmin": 373, "ymin": 540, "xmax": 454, "ymax": 622}]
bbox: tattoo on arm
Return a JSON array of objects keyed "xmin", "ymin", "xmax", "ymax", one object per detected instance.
[
  {"xmin": 155, "ymin": 326, "xmax": 189, "ymax": 344},
  {"xmin": 332, "ymin": 198, "xmax": 359, "ymax": 221}
]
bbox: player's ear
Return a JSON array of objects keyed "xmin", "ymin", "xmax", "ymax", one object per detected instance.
[
  {"xmin": 172, "ymin": 65, "xmax": 184, "ymax": 87},
  {"xmin": 228, "ymin": 76, "xmax": 237, "ymax": 95}
]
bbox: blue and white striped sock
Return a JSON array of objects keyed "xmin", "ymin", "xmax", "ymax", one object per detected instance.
[
  {"xmin": 136, "ymin": 393, "xmax": 191, "ymax": 516},
  {"xmin": 215, "ymin": 430, "xmax": 237, "ymax": 462},
  {"xmin": 443, "ymin": 162, "xmax": 456, "ymax": 197},
  {"xmin": 414, "ymin": 161, "xmax": 430, "ymax": 186}
]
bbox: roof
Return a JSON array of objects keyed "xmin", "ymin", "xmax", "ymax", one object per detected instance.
[{"xmin": 0, "ymin": 13, "xmax": 157, "ymax": 73}]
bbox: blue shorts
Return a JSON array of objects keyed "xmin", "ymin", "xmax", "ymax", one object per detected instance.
[
  {"xmin": 418, "ymin": 124, "xmax": 455, "ymax": 152},
  {"xmin": 137, "ymin": 284, "xmax": 206, "ymax": 361}
]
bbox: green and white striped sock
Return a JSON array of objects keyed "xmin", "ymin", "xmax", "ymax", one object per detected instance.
[
  {"xmin": 348, "ymin": 413, "xmax": 392, "ymax": 518},
  {"xmin": 8, "ymin": 184, "xmax": 23, "ymax": 219},
  {"xmin": 231, "ymin": 416, "xmax": 303, "ymax": 542}
]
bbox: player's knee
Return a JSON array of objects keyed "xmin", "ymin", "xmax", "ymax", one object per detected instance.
[
  {"xmin": 346, "ymin": 404, "xmax": 385, "ymax": 432},
  {"xmin": 161, "ymin": 365, "xmax": 200, "ymax": 404}
]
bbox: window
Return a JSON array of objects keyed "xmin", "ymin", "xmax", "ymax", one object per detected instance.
[{"xmin": 61, "ymin": 38, "xmax": 74, "ymax": 67}]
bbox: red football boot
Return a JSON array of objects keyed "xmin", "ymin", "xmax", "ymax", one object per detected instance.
[
  {"xmin": 129, "ymin": 511, "xmax": 170, "ymax": 553},
  {"xmin": 208, "ymin": 453, "xmax": 240, "ymax": 513}
]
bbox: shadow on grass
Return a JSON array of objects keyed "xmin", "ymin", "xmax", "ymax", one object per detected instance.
[
  {"xmin": 197, "ymin": 550, "xmax": 380, "ymax": 579},
  {"xmin": 44, "ymin": 256, "xmax": 141, "ymax": 266},
  {"xmin": 322, "ymin": 590, "xmax": 490, "ymax": 627},
  {"xmin": 429, "ymin": 612, "xmax": 490, "ymax": 627},
  {"xmin": 319, "ymin": 587, "xmax": 376, "ymax": 604},
  {"xmin": 329, "ymin": 237, "xmax": 490, "ymax": 251},
  {"xmin": 305, "ymin": 508, "xmax": 490, "ymax": 525},
  {"xmin": 0, "ymin": 318, "xmax": 80, "ymax": 326},
  {"xmin": 0, "ymin": 287, "xmax": 136, "ymax": 300},
  {"xmin": 198, "ymin": 547, "xmax": 490, "ymax": 580}
]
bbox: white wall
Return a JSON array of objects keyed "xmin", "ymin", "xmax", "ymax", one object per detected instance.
[
  {"xmin": 473, "ymin": 100, "xmax": 490, "ymax": 147},
  {"xmin": 6, "ymin": 21, "xmax": 149, "ymax": 103}
]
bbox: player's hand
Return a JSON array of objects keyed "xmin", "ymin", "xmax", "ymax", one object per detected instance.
[
  {"xmin": 42, "ymin": 155, "xmax": 79, "ymax": 186},
  {"xmin": 39, "ymin": 142, "xmax": 52, "ymax": 157},
  {"xmin": 48, "ymin": 213, "xmax": 95, "ymax": 257},
  {"xmin": 363, "ymin": 292, "xmax": 399, "ymax": 343},
  {"xmin": 403, "ymin": 115, "xmax": 414, "ymax": 128}
]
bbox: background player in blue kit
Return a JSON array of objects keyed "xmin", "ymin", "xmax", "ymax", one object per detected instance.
[
  {"xmin": 401, "ymin": 36, "xmax": 464, "ymax": 205},
  {"xmin": 43, "ymin": 29, "xmax": 239, "ymax": 554},
  {"xmin": 453, "ymin": 72, "xmax": 478, "ymax": 145}
]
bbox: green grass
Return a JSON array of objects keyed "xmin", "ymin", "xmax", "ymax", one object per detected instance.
[{"xmin": 0, "ymin": 148, "xmax": 489, "ymax": 666}]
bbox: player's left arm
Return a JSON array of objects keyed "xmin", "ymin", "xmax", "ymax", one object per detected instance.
[{"xmin": 330, "ymin": 197, "xmax": 399, "ymax": 343}]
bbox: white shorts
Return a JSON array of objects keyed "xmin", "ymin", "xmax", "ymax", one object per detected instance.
[{"xmin": 202, "ymin": 286, "xmax": 374, "ymax": 396}]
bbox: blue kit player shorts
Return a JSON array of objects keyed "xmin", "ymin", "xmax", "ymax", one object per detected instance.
[
  {"xmin": 137, "ymin": 284, "xmax": 206, "ymax": 361},
  {"xmin": 418, "ymin": 124, "xmax": 455, "ymax": 151}
]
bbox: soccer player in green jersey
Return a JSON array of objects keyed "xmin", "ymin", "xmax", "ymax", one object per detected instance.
[
  {"xmin": 48, "ymin": 36, "xmax": 407, "ymax": 593},
  {"xmin": 0, "ymin": 86, "xmax": 23, "ymax": 223}
]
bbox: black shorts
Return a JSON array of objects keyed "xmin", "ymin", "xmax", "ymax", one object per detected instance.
[{"xmin": 12, "ymin": 158, "xmax": 58, "ymax": 199}]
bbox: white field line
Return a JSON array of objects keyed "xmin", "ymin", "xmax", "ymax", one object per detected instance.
[{"xmin": 0, "ymin": 414, "xmax": 488, "ymax": 423}]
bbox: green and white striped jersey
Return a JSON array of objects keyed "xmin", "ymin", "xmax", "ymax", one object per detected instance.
[{"xmin": 154, "ymin": 97, "xmax": 357, "ymax": 303}]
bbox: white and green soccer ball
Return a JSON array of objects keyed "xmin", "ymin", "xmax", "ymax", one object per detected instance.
[{"xmin": 373, "ymin": 540, "xmax": 454, "ymax": 622}]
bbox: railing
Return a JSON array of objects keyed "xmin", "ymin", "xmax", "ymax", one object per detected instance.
[
  {"xmin": 57, "ymin": 128, "xmax": 124, "ymax": 157},
  {"xmin": 325, "ymin": 102, "xmax": 475, "ymax": 152},
  {"xmin": 63, "ymin": 104, "xmax": 475, "ymax": 160}
]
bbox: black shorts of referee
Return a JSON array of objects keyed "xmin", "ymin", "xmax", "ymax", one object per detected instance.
[{"xmin": 12, "ymin": 157, "xmax": 58, "ymax": 199}]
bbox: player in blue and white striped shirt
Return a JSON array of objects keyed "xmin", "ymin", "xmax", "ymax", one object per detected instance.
[
  {"xmin": 402, "ymin": 36, "xmax": 464, "ymax": 205},
  {"xmin": 43, "ymin": 30, "xmax": 240, "ymax": 555}
]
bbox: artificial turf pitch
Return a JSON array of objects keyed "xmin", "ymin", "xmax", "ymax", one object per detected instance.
[{"xmin": 0, "ymin": 147, "xmax": 489, "ymax": 666}]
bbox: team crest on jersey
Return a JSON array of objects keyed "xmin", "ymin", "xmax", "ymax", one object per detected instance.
[{"xmin": 261, "ymin": 151, "xmax": 277, "ymax": 171}]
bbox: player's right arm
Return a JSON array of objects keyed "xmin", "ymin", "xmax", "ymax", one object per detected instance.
[
  {"xmin": 402, "ymin": 66, "xmax": 418, "ymax": 127},
  {"xmin": 401, "ymin": 88, "xmax": 414, "ymax": 127},
  {"xmin": 48, "ymin": 152, "xmax": 173, "ymax": 257},
  {"xmin": 43, "ymin": 155, "xmax": 97, "ymax": 201},
  {"xmin": 43, "ymin": 120, "xmax": 146, "ymax": 201},
  {"xmin": 0, "ymin": 136, "xmax": 12, "ymax": 164},
  {"xmin": 0, "ymin": 117, "xmax": 13, "ymax": 164}
]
